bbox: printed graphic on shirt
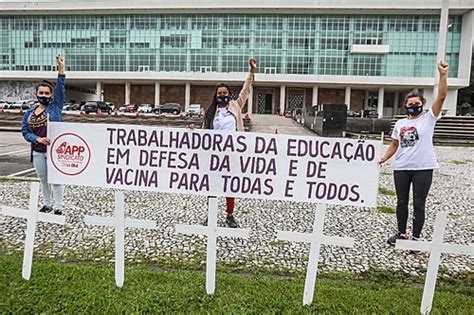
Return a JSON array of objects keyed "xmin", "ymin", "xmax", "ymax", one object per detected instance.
[
  {"xmin": 399, "ymin": 126, "xmax": 419, "ymax": 148},
  {"xmin": 29, "ymin": 112, "xmax": 48, "ymax": 128}
]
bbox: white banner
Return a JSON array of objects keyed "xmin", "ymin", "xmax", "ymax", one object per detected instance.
[{"xmin": 47, "ymin": 122, "xmax": 381, "ymax": 207}]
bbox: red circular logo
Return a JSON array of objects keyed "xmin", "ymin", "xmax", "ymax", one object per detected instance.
[{"xmin": 50, "ymin": 133, "xmax": 91, "ymax": 176}]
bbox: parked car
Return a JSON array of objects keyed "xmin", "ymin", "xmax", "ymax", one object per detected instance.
[
  {"xmin": 0, "ymin": 100, "xmax": 9, "ymax": 109},
  {"xmin": 153, "ymin": 103, "xmax": 181, "ymax": 115},
  {"xmin": 186, "ymin": 104, "xmax": 204, "ymax": 117},
  {"xmin": 363, "ymin": 110, "xmax": 378, "ymax": 118},
  {"xmin": 9, "ymin": 100, "xmax": 28, "ymax": 110},
  {"xmin": 123, "ymin": 104, "xmax": 138, "ymax": 113},
  {"xmin": 138, "ymin": 104, "xmax": 154, "ymax": 113},
  {"xmin": 105, "ymin": 102, "xmax": 115, "ymax": 110},
  {"xmin": 23, "ymin": 99, "xmax": 39, "ymax": 110},
  {"xmin": 82, "ymin": 101, "xmax": 113, "ymax": 114},
  {"xmin": 64, "ymin": 102, "xmax": 82, "ymax": 111},
  {"xmin": 347, "ymin": 110, "xmax": 362, "ymax": 117}
]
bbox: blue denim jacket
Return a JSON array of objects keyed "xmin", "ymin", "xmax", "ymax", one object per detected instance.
[{"xmin": 21, "ymin": 74, "xmax": 65, "ymax": 159}]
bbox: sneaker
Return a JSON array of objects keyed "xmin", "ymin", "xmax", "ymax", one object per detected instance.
[
  {"xmin": 387, "ymin": 232, "xmax": 409, "ymax": 246},
  {"xmin": 409, "ymin": 236, "xmax": 421, "ymax": 255},
  {"xmin": 225, "ymin": 215, "xmax": 238, "ymax": 228},
  {"xmin": 53, "ymin": 209, "xmax": 63, "ymax": 216},
  {"xmin": 39, "ymin": 205, "xmax": 52, "ymax": 213}
]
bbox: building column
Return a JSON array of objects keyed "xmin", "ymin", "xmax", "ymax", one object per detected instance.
[
  {"xmin": 248, "ymin": 87, "xmax": 254, "ymax": 114},
  {"xmin": 444, "ymin": 89, "xmax": 457, "ymax": 116},
  {"xmin": 279, "ymin": 85, "xmax": 286, "ymax": 115},
  {"xmin": 312, "ymin": 85, "xmax": 318, "ymax": 107},
  {"xmin": 185, "ymin": 83, "xmax": 191, "ymax": 111},
  {"xmin": 377, "ymin": 87, "xmax": 385, "ymax": 118},
  {"xmin": 281, "ymin": 17, "xmax": 288, "ymax": 74},
  {"xmin": 217, "ymin": 18, "xmax": 224, "ymax": 72},
  {"xmin": 345, "ymin": 86, "xmax": 351, "ymax": 110},
  {"xmin": 96, "ymin": 81, "xmax": 103, "ymax": 101},
  {"xmin": 394, "ymin": 91, "xmax": 400, "ymax": 115},
  {"xmin": 433, "ymin": 0, "xmax": 450, "ymax": 100},
  {"xmin": 364, "ymin": 90, "xmax": 369, "ymax": 109},
  {"xmin": 154, "ymin": 82, "xmax": 160, "ymax": 105},
  {"xmin": 125, "ymin": 83, "xmax": 131, "ymax": 105},
  {"xmin": 96, "ymin": 20, "xmax": 101, "ymax": 71},
  {"xmin": 126, "ymin": 17, "xmax": 131, "ymax": 72}
]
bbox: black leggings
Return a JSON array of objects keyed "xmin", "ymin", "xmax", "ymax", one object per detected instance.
[{"xmin": 393, "ymin": 169, "xmax": 433, "ymax": 238}]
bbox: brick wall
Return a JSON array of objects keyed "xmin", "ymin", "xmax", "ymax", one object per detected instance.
[
  {"xmin": 159, "ymin": 85, "xmax": 185, "ymax": 106},
  {"xmin": 103, "ymin": 84, "xmax": 125, "ymax": 109},
  {"xmin": 318, "ymin": 88, "xmax": 345, "ymax": 105},
  {"xmin": 350, "ymin": 89, "xmax": 365, "ymax": 111},
  {"xmin": 305, "ymin": 88, "xmax": 313, "ymax": 107},
  {"xmin": 191, "ymin": 85, "xmax": 215, "ymax": 110},
  {"xmin": 131, "ymin": 85, "xmax": 154, "ymax": 105}
]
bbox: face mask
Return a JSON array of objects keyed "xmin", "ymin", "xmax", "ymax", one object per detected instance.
[
  {"xmin": 37, "ymin": 96, "xmax": 52, "ymax": 106},
  {"xmin": 215, "ymin": 95, "xmax": 230, "ymax": 107},
  {"xmin": 406, "ymin": 105, "xmax": 423, "ymax": 116}
]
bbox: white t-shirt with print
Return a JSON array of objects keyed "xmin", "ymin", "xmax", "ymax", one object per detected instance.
[
  {"xmin": 391, "ymin": 109, "xmax": 440, "ymax": 170},
  {"xmin": 213, "ymin": 107, "xmax": 237, "ymax": 132}
]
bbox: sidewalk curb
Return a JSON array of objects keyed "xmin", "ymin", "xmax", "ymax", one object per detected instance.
[{"xmin": 0, "ymin": 176, "xmax": 39, "ymax": 182}]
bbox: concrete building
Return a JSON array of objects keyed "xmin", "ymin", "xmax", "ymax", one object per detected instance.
[{"xmin": 1, "ymin": 1, "xmax": 473, "ymax": 116}]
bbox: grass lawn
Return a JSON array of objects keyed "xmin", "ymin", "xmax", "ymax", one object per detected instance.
[{"xmin": 1, "ymin": 254, "xmax": 473, "ymax": 314}]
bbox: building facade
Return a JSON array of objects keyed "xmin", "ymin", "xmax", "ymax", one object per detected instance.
[{"xmin": 1, "ymin": 1, "xmax": 473, "ymax": 116}]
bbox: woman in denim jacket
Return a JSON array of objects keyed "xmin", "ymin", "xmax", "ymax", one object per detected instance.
[{"xmin": 21, "ymin": 55, "xmax": 66, "ymax": 215}]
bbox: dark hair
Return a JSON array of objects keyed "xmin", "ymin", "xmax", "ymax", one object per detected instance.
[
  {"xmin": 35, "ymin": 79, "xmax": 54, "ymax": 93},
  {"xmin": 203, "ymin": 83, "xmax": 231, "ymax": 129},
  {"xmin": 403, "ymin": 91, "xmax": 426, "ymax": 107}
]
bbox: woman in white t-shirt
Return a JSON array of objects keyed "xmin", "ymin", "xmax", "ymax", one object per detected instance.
[
  {"xmin": 201, "ymin": 58, "xmax": 256, "ymax": 228},
  {"xmin": 379, "ymin": 60, "xmax": 449, "ymax": 247}
]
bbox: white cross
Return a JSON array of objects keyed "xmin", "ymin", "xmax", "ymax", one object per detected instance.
[
  {"xmin": 84, "ymin": 191, "xmax": 156, "ymax": 288},
  {"xmin": 1, "ymin": 182, "xmax": 65, "ymax": 280},
  {"xmin": 175, "ymin": 197, "xmax": 250, "ymax": 294},
  {"xmin": 277, "ymin": 204, "xmax": 354, "ymax": 306},
  {"xmin": 396, "ymin": 212, "xmax": 473, "ymax": 315}
]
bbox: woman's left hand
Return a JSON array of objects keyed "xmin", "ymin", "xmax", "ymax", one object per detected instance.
[
  {"xmin": 249, "ymin": 58, "xmax": 257, "ymax": 72},
  {"xmin": 437, "ymin": 60, "xmax": 448, "ymax": 76},
  {"xmin": 56, "ymin": 54, "xmax": 65, "ymax": 74}
]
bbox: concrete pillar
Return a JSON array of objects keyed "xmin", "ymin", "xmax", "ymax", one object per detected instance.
[
  {"xmin": 444, "ymin": 89, "xmax": 458, "ymax": 116},
  {"xmin": 433, "ymin": 0, "xmax": 450, "ymax": 99},
  {"xmin": 425, "ymin": 87, "xmax": 457, "ymax": 116},
  {"xmin": 312, "ymin": 85, "xmax": 318, "ymax": 106},
  {"xmin": 248, "ymin": 87, "xmax": 254, "ymax": 114},
  {"xmin": 394, "ymin": 92, "xmax": 400, "ymax": 115},
  {"xmin": 125, "ymin": 83, "xmax": 131, "ymax": 105},
  {"xmin": 377, "ymin": 87, "xmax": 384, "ymax": 118},
  {"xmin": 126, "ymin": 17, "xmax": 131, "ymax": 72},
  {"xmin": 280, "ymin": 85, "xmax": 286, "ymax": 115},
  {"xmin": 185, "ymin": 83, "xmax": 191, "ymax": 111},
  {"xmin": 96, "ymin": 81, "xmax": 103, "ymax": 101},
  {"xmin": 364, "ymin": 90, "xmax": 369, "ymax": 108},
  {"xmin": 217, "ymin": 18, "xmax": 224, "ymax": 72},
  {"xmin": 345, "ymin": 86, "xmax": 351, "ymax": 110},
  {"xmin": 154, "ymin": 82, "xmax": 160, "ymax": 105},
  {"xmin": 459, "ymin": 10, "xmax": 474, "ymax": 81},
  {"xmin": 423, "ymin": 88, "xmax": 435, "ymax": 111}
]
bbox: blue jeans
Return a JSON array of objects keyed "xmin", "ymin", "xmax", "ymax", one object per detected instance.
[{"xmin": 32, "ymin": 151, "xmax": 64, "ymax": 211}]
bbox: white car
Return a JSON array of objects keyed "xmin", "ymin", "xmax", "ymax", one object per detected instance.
[
  {"xmin": 10, "ymin": 100, "xmax": 28, "ymax": 109},
  {"xmin": 186, "ymin": 104, "xmax": 204, "ymax": 117},
  {"xmin": 138, "ymin": 104, "xmax": 154, "ymax": 113}
]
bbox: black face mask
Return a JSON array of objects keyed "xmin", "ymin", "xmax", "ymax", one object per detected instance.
[
  {"xmin": 406, "ymin": 105, "xmax": 423, "ymax": 116},
  {"xmin": 215, "ymin": 95, "xmax": 230, "ymax": 107},
  {"xmin": 37, "ymin": 96, "xmax": 52, "ymax": 106}
]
